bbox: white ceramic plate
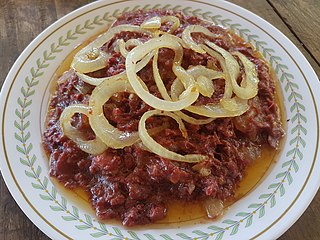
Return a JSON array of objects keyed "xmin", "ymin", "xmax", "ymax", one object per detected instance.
[{"xmin": 1, "ymin": 0, "xmax": 319, "ymax": 239}]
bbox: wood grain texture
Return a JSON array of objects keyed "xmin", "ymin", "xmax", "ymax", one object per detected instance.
[
  {"xmin": 230, "ymin": 0, "xmax": 320, "ymax": 78},
  {"xmin": 268, "ymin": 0, "xmax": 320, "ymax": 67},
  {"xmin": 0, "ymin": 1, "xmax": 319, "ymax": 240}
]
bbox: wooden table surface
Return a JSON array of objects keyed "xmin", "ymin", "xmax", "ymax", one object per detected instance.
[{"xmin": 1, "ymin": 0, "xmax": 319, "ymax": 239}]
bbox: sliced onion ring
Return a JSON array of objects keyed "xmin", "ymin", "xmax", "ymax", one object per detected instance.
[
  {"xmin": 72, "ymin": 25, "xmax": 152, "ymax": 73},
  {"xmin": 170, "ymin": 78, "xmax": 249, "ymax": 118},
  {"xmin": 161, "ymin": 16, "xmax": 180, "ymax": 33},
  {"xmin": 89, "ymin": 79, "xmax": 139, "ymax": 148},
  {"xmin": 59, "ymin": 104, "xmax": 107, "ymax": 155},
  {"xmin": 201, "ymin": 44, "xmax": 233, "ymax": 99},
  {"xmin": 186, "ymin": 65, "xmax": 225, "ymax": 98},
  {"xmin": 182, "ymin": 25, "xmax": 218, "ymax": 54},
  {"xmin": 76, "ymin": 71, "xmax": 126, "ymax": 86},
  {"xmin": 205, "ymin": 41, "xmax": 258, "ymax": 100},
  {"xmin": 141, "ymin": 16, "xmax": 180, "ymax": 33},
  {"xmin": 76, "ymin": 49, "xmax": 155, "ymax": 86},
  {"xmin": 139, "ymin": 110, "xmax": 207, "ymax": 163},
  {"xmin": 126, "ymin": 35, "xmax": 199, "ymax": 111},
  {"xmin": 174, "ymin": 111, "xmax": 214, "ymax": 125},
  {"xmin": 186, "ymin": 97, "xmax": 249, "ymax": 118},
  {"xmin": 232, "ymin": 51, "xmax": 259, "ymax": 99},
  {"xmin": 141, "ymin": 16, "xmax": 162, "ymax": 29}
]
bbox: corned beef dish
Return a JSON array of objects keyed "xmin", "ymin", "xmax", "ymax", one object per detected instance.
[{"xmin": 42, "ymin": 9, "xmax": 285, "ymax": 226}]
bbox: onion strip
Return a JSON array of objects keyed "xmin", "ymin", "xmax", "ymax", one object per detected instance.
[
  {"xmin": 59, "ymin": 104, "xmax": 107, "ymax": 155},
  {"xmin": 182, "ymin": 25, "xmax": 217, "ymax": 54},
  {"xmin": 139, "ymin": 110, "xmax": 207, "ymax": 163},
  {"xmin": 126, "ymin": 36, "xmax": 199, "ymax": 111},
  {"xmin": 72, "ymin": 25, "xmax": 152, "ymax": 73},
  {"xmin": 205, "ymin": 41, "xmax": 258, "ymax": 99},
  {"xmin": 89, "ymin": 79, "xmax": 140, "ymax": 148},
  {"xmin": 76, "ymin": 50, "xmax": 155, "ymax": 86}
]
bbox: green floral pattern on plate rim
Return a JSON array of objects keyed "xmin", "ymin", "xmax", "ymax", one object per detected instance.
[{"xmin": 2, "ymin": 1, "xmax": 317, "ymax": 240}]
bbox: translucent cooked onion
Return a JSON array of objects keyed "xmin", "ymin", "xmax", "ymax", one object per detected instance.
[
  {"xmin": 186, "ymin": 65, "xmax": 225, "ymax": 97},
  {"xmin": 72, "ymin": 47, "xmax": 110, "ymax": 74},
  {"xmin": 196, "ymin": 75, "xmax": 215, "ymax": 97},
  {"xmin": 204, "ymin": 198, "xmax": 224, "ymax": 219},
  {"xmin": 174, "ymin": 111, "xmax": 214, "ymax": 125},
  {"xmin": 141, "ymin": 16, "xmax": 162, "ymax": 29},
  {"xmin": 201, "ymin": 44, "xmax": 233, "ymax": 99},
  {"xmin": 186, "ymin": 97, "xmax": 249, "ymax": 118},
  {"xmin": 161, "ymin": 16, "xmax": 180, "ymax": 33},
  {"xmin": 170, "ymin": 78, "xmax": 247, "ymax": 119},
  {"xmin": 161, "ymin": 34, "xmax": 189, "ymax": 48},
  {"xmin": 205, "ymin": 41, "xmax": 258, "ymax": 99},
  {"xmin": 152, "ymin": 49, "xmax": 171, "ymax": 100},
  {"xmin": 119, "ymin": 39, "xmax": 143, "ymax": 57},
  {"xmin": 187, "ymin": 65, "xmax": 224, "ymax": 80},
  {"xmin": 232, "ymin": 52, "xmax": 259, "ymax": 99},
  {"xmin": 59, "ymin": 104, "xmax": 107, "ymax": 155},
  {"xmin": 141, "ymin": 16, "xmax": 180, "ymax": 33},
  {"xmin": 72, "ymin": 25, "xmax": 152, "ymax": 73},
  {"xmin": 126, "ymin": 35, "xmax": 199, "ymax": 111},
  {"xmin": 139, "ymin": 110, "xmax": 207, "ymax": 162},
  {"xmin": 76, "ymin": 49, "xmax": 155, "ymax": 86},
  {"xmin": 89, "ymin": 79, "xmax": 140, "ymax": 148},
  {"xmin": 60, "ymin": 19, "xmax": 261, "ymax": 163},
  {"xmin": 76, "ymin": 71, "xmax": 126, "ymax": 86},
  {"xmin": 182, "ymin": 25, "xmax": 217, "ymax": 54}
]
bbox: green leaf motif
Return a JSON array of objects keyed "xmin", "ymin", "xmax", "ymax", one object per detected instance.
[
  {"xmin": 90, "ymin": 232, "xmax": 107, "ymax": 238},
  {"xmin": 99, "ymin": 222, "xmax": 108, "ymax": 232},
  {"xmin": 25, "ymin": 170, "xmax": 36, "ymax": 178},
  {"xmin": 287, "ymin": 172, "xmax": 293, "ymax": 185},
  {"xmin": 50, "ymin": 205, "xmax": 64, "ymax": 211},
  {"xmin": 268, "ymin": 183, "xmax": 280, "ymax": 189},
  {"xmin": 259, "ymin": 206, "xmax": 265, "ymax": 218},
  {"xmin": 214, "ymin": 232, "xmax": 224, "ymax": 240},
  {"xmin": 280, "ymin": 184, "xmax": 285, "ymax": 197},
  {"xmin": 248, "ymin": 203, "xmax": 261, "ymax": 209},
  {"xmin": 259, "ymin": 193, "xmax": 272, "ymax": 199},
  {"xmin": 43, "ymin": 176, "xmax": 48, "ymax": 188},
  {"xmin": 192, "ymin": 230, "xmax": 209, "ymax": 237},
  {"xmin": 112, "ymin": 227, "xmax": 123, "ymax": 237},
  {"xmin": 293, "ymin": 161, "xmax": 299, "ymax": 172},
  {"xmin": 160, "ymin": 234, "xmax": 174, "ymax": 240},
  {"xmin": 222, "ymin": 219, "xmax": 238, "ymax": 225},
  {"xmin": 270, "ymin": 195, "xmax": 276, "ymax": 208},
  {"xmin": 62, "ymin": 216, "xmax": 77, "ymax": 221},
  {"xmin": 72, "ymin": 206, "xmax": 79, "ymax": 218},
  {"xmin": 276, "ymin": 172, "xmax": 286, "ymax": 179},
  {"xmin": 61, "ymin": 196, "xmax": 67, "ymax": 209},
  {"xmin": 20, "ymin": 158, "xmax": 30, "ymax": 166},
  {"xmin": 51, "ymin": 186, "xmax": 57, "ymax": 199},
  {"xmin": 245, "ymin": 215, "xmax": 253, "ymax": 228},
  {"xmin": 176, "ymin": 233, "xmax": 192, "ymax": 239},
  {"xmin": 230, "ymin": 223, "xmax": 239, "ymax": 235},
  {"xmin": 208, "ymin": 225, "xmax": 224, "ymax": 232},
  {"xmin": 31, "ymin": 182, "xmax": 43, "ymax": 190},
  {"xmin": 35, "ymin": 165, "xmax": 41, "ymax": 177},
  {"xmin": 40, "ymin": 194, "xmax": 52, "ymax": 201},
  {"xmin": 236, "ymin": 212, "xmax": 250, "ymax": 217},
  {"xmin": 75, "ymin": 225, "xmax": 91, "ymax": 230},
  {"xmin": 85, "ymin": 214, "xmax": 93, "ymax": 226},
  {"xmin": 128, "ymin": 231, "xmax": 140, "ymax": 240},
  {"xmin": 144, "ymin": 233, "xmax": 157, "ymax": 240}
]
